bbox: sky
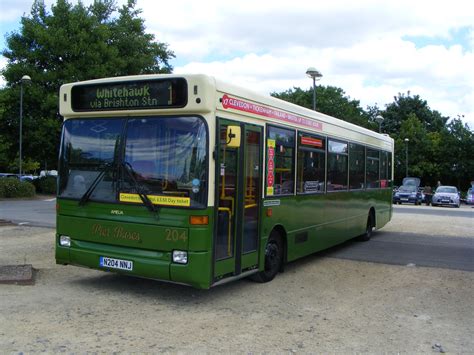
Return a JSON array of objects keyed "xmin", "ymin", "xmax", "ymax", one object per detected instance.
[{"xmin": 1, "ymin": 0, "xmax": 473, "ymax": 129}]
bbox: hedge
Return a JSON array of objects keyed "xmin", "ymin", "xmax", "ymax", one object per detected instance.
[
  {"xmin": 0, "ymin": 178, "xmax": 36, "ymax": 198},
  {"xmin": 33, "ymin": 176, "xmax": 57, "ymax": 195}
]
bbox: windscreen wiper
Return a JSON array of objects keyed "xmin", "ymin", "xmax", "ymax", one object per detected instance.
[
  {"xmin": 78, "ymin": 163, "xmax": 113, "ymax": 206},
  {"xmin": 122, "ymin": 162, "xmax": 159, "ymax": 217}
]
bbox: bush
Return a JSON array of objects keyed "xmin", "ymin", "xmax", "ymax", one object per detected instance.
[
  {"xmin": 0, "ymin": 178, "xmax": 36, "ymax": 198},
  {"xmin": 33, "ymin": 176, "xmax": 57, "ymax": 195}
]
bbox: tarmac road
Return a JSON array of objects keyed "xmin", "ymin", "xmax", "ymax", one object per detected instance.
[
  {"xmin": 0, "ymin": 207, "xmax": 473, "ymax": 352},
  {"xmin": 0, "ymin": 199, "xmax": 473, "ymax": 271},
  {"xmin": 0, "ymin": 196, "xmax": 56, "ymax": 228}
]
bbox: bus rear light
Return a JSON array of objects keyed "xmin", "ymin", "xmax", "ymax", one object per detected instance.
[
  {"xmin": 172, "ymin": 250, "xmax": 188, "ymax": 264},
  {"xmin": 59, "ymin": 235, "xmax": 71, "ymax": 247},
  {"xmin": 190, "ymin": 215, "xmax": 209, "ymax": 225}
]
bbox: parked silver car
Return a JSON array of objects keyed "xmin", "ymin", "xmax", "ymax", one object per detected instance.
[{"xmin": 432, "ymin": 186, "xmax": 461, "ymax": 208}]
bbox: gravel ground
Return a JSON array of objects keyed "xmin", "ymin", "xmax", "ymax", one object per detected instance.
[{"xmin": 0, "ymin": 211, "xmax": 473, "ymax": 353}]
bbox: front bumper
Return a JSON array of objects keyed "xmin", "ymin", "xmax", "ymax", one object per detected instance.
[
  {"xmin": 393, "ymin": 195, "xmax": 420, "ymax": 204},
  {"xmin": 432, "ymin": 197, "xmax": 459, "ymax": 206},
  {"xmin": 56, "ymin": 237, "xmax": 211, "ymax": 289}
]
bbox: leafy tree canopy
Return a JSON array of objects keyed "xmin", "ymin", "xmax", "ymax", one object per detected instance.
[
  {"xmin": 0, "ymin": 0, "xmax": 174, "ymax": 172},
  {"xmin": 272, "ymin": 87, "xmax": 473, "ymax": 189}
]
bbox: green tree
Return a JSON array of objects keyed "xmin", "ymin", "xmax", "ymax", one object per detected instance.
[
  {"xmin": 380, "ymin": 92, "xmax": 473, "ymax": 188},
  {"xmin": 382, "ymin": 92, "xmax": 448, "ymax": 135},
  {"xmin": 440, "ymin": 118, "xmax": 474, "ymax": 188},
  {"xmin": 395, "ymin": 113, "xmax": 429, "ymax": 181},
  {"xmin": 8, "ymin": 155, "xmax": 41, "ymax": 174},
  {"xmin": 0, "ymin": 0, "xmax": 174, "ymax": 172}
]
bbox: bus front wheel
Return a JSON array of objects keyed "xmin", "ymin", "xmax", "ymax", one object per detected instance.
[{"xmin": 251, "ymin": 231, "xmax": 283, "ymax": 283}]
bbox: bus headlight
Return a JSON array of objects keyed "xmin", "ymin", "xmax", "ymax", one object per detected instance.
[
  {"xmin": 59, "ymin": 235, "xmax": 71, "ymax": 247},
  {"xmin": 172, "ymin": 250, "xmax": 188, "ymax": 264}
]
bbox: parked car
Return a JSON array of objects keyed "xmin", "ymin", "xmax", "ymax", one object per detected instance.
[
  {"xmin": 20, "ymin": 175, "xmax": 35, "ymax": 182},
  {"xmin": 392, "ymin": 184, "xmax": 423, "ymax": 205},
  {"xmin": 0, "ymin": 173, "xmax": 19, "ymax": 179},
  {"xmin": 432, "ymin": 186, "xmax": 461, "ymax": 208},
  {"xmin": 466, "ymin": 187, "xmax": 474, "ymax": 205}
]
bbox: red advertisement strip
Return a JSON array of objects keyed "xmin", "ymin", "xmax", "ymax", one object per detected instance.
[
  {"xmin": 222, "ymin": 94, "xmax": 322, "ymax": 131},
  {"xmin": 301, "ymin": 136, "xmax": 323, "ymax": 147}
]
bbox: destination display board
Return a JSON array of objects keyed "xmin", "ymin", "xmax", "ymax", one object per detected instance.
[{"xmin": 71, "ymin": 78, "xmax": 188, "ymax": 111}]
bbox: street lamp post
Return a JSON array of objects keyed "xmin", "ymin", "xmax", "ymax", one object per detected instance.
[
  {"xmin": 404, "ymin": 138, "xmax": 409, "ymax": 177},
  {"xmin": 375, "ymin": 114, "xmax": 384, "ymax": 133},
  {"xmin": 19, "ymin": 75, "xmax": 31, "ymax": 178},
  {"xmin": 305, "ymin": 67, "xmax": 322, "ymax": 111}
]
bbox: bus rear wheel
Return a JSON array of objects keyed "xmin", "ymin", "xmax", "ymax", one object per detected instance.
[
  {"xmin": 358, "ymin": 213, "xmax": 374, "ymax": 242},
  {"xmin": 251, "ymin": 231, "xmax": 283, "ymax": 283}
]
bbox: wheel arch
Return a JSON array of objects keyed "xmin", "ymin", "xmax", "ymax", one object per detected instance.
[
  {"xmin": 369, "ymin": 206, "xmax": 376, "ymax": 228},
  {"xmin": 269, "ymin": 224, "xmax": 287, "ymax": 270}
]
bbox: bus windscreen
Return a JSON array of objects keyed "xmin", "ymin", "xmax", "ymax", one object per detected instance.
[{"xmin": 71, "ymin": 78, "xmax": 187, "ymax": 111}]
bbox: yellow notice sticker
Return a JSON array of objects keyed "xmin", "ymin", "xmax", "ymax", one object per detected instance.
[
  {"xmin": 267, "ymin": 139, "xmax": 276, "ymax": 148},
  {"xmin": 266, "ymin": 187, "xmax": 274, "ymax": 196},
  {"xmin": 119, "ymin": 193, "xmax": 191, "ymax": 207}
]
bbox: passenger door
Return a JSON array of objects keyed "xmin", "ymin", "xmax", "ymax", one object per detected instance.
[{"xmin": 214, "ymin": 119, "xmax": 263, "ymax": 281}]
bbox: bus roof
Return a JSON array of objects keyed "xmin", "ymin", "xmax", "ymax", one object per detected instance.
[
  {"xmin": 213, "ymin": 76, "xmax": 392, "ymax": 146},
  {"xmin": 60, "ymin": 73, "xmax": 393, "ymax": 148}
]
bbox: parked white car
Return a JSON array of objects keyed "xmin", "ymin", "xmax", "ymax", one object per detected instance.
[{"xmin": 432, "ymin": 186, "xmax": 461, "ymax": 208}]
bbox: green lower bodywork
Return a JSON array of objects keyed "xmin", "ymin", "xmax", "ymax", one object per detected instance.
[
  {"xmin": 258, "ymin": 189, "xmax": 392, "ymax": 266},
  {"xmin": 56, "ymin": 189, "xmax": 392, "ymax": 289},
  {"xmin": 56, "ymin": 200, "xmax": 214, "ymax": 289}
]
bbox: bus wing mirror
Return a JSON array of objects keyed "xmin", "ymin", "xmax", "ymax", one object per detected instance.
[{"xmin": 226, "ymin": 126, "xmax": 241, "ymax": 148}]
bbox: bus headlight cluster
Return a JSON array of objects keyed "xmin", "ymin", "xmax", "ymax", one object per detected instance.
[
  {"xmin": 172, "ymin": 250, "xmax": 188, "ymax": 264},
  {"xmin": 59, "ymin": 235, "xmax": 71, "ymax": 247}
]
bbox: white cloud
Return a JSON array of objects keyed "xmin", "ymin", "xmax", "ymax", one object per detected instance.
[{"xmin": 1, "ymin": 0, "xmax": 473, "ymax": 128}]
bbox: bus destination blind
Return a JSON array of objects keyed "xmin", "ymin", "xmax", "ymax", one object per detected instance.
[{"xmin": 71, "ymin": 78, "xmax": 187, "ymax": 111}]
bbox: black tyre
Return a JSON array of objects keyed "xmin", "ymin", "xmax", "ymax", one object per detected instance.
[
  {"xmin": 251, "ymin": 231, "xmax": 283, "ymax": 283},
  {"xmin": 358, "ymin": 214, "xmax": 374, "ymax": 242}
]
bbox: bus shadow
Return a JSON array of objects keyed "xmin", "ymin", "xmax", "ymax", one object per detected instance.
[
  {"xmin": 282, "ymin": 232, "xmax": 385, "ymax": 272},
  {"xmin": 68, "ymin": 268, "xmax": 256, "ymax": 303},
  {"xmin": 67, "ymin": 233, "xmax": 384, "ymax": 302}
]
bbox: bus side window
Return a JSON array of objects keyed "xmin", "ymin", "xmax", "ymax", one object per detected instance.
[{"xmin": 267, "ymin": 125, "xmax": 295, "ymax": 196}]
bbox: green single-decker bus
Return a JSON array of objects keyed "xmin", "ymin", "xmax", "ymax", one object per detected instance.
[{"xmin": 55, "ymin": 74, "xmax": 394, "ymax": 289}]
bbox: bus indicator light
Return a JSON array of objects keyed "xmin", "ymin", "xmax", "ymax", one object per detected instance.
[
  {"xmin": 266, "ymin": 208, "xmax": 273, "ymax": 217},
  {"xmin": 190, "ymin": 216, "xmax": 209, "ymax": 225}
]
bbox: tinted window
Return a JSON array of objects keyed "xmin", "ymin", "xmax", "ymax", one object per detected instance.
[
  {"xmin": 327, "ymin": 139, "xmax": 348, "ymax": 191},
  {"xmin": 297, "ymin": 133, "xmax": 326, "ymax": 194},
  {"xmin": 123, "ymin": 116, "xmax": 208, "ymax": 208},
  {"xmin": 388, "ymin": 152, "xmax": 393, "ymax": 184},
  {"xmin": 349, "ymin": 143, "xmax": 365, "ymax": 190},
  {"xmin": 58, "ymin": 116, "xmax": 208, "ymax": 208},
  {"xmin": 380, "ymin": 151, "xmax": 389, "ymax": 187},
  {"xmin": 267, "ymin": 126, "xmax": 295, "ymax": 196},
  {"xmin": 366, "ymin": 148, "xmax": 380, "ymax": 188},
  {"xmin": 436, "ymin": 186, "xmax": 457, "ymax": 194},
  {"xmin": 58, "ymin": 119, "xmax": 125, "ymax": 202}
]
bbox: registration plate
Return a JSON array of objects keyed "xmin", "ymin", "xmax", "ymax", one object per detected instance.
[
  {"xmin": 401, "ymin": 198, "xmax": 408, "ymax": 201},
  {"xmin": 99, "ymin": 256, "xmax": 133, "ymax": 271}
]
